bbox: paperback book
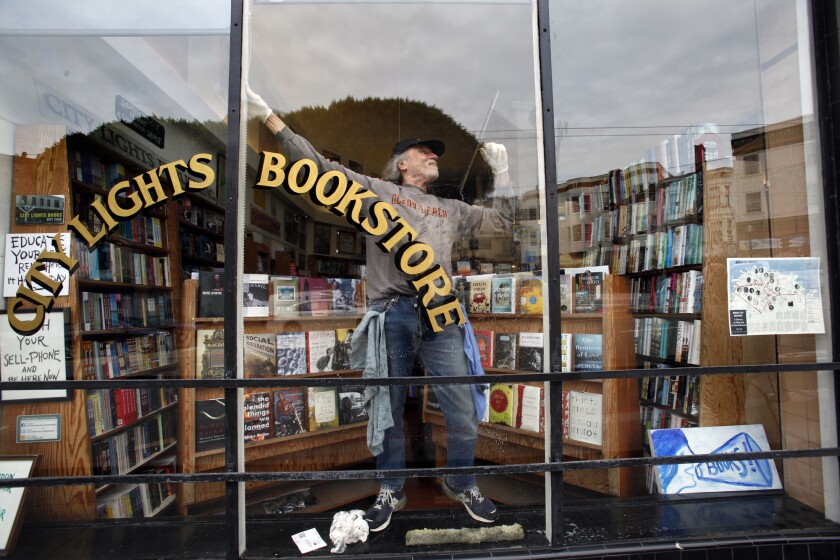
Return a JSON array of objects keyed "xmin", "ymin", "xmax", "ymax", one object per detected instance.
[
  {"xmin": 517, "ymin": 385, "xmax": 544, "ymax": 433},
  {"xmin": 493, "ymin": 332, "xmax": 516, "ymax": 369},
  {"xmin": 572, "ymin": 270, "xmax": 604, "ymax": 313},
  {"xmin": 243, "ymin": 273, "xmax": 270, "ymax": 317},
  {"xmin": 198, "ymin": 270, "xmax": 225, "ymax": 318},
  {"xmin": 332, "ymin": 328, "xmax": 355, "ymax": 370},
  {"xmin": 273, "ymin": 388, "xmax": 307, "ymax": 437},
  {"xmin": 488, "ymin": 383, "xmax": 517, "ymax": 427},
  {"xmin": 490, "ymin": 276, "xmax": 515, "ymax": 313},
  {"xmin": 307, "ymin": 330, "xmax": 336, "ymax": 373},
  {"xmin": 244, "ymin": 333, "xmax": 277, "ymax": 378},
  {"xmin": 517, "ymin": 276, "xmax": 543, "ymax": 315},
  {"xmin": 518, "ymin": 332, "xmax": 545, "ymax": 372},
  {"xmin": 474, "ymin": 329, "xmax": 494, "ymax": 368},
  {"xmin": 243, "ymin": 391, "xmax": 271, "ymax": 442},
  {"xmin": 468, "ymin": 276, "xmax": 492, "ymax": 313},
  {"xmin": 196, "ymin": 329, "xmax": 225, "ymax": 379},
  {"xmin": 307, "ymin": 386, "xmax": 340, "ymax": 431},
  {"xmin": 573, "ymin": 333, "xmax": 604, "ymax": 372},
  {"xmin": 338, "ymin": 384, "xmax": 368, "ymax": 425},
  {"xmin": 271, "ymin": 276, "xmax": 299, "ymax": 318},
  {"xmin": 276, "ymin": 332, "xmax": 307, "ymax": 375},
  {"xmin": 195, "ymin": 398, "xmax": 226, "ymax": 452}
]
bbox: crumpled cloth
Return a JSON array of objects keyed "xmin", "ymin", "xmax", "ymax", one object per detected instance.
[{"xmin": 329, "ymin": 509, "xmax": 369, "ymax": 553}]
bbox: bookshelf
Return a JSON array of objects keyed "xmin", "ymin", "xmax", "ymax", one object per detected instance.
[
  {"xmin": 422, "ymin": 274, "xmax": 643, "ymax": 498},
  {"xmin": 176, "ymin": 279, "xmax": 374, "ymax": 513},
  {"xmin": 0, "ymin": 125, "xmax": 184, "ymax": 520},
  {"xmin": 177, "ymin": 194, "xmax": 225, "ymax": 279}
]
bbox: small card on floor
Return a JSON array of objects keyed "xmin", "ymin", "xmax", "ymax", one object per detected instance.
[{"xmin": 292, "ymin": 528, "xmax": 327, "ymax": 553}]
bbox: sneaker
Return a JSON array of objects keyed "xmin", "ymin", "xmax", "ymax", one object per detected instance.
[
  {"xmin": 441, "ymin": 480, "xmax": 498, "ymax": 523},
  {"xmin": 364, "ymin": 486, "xmax": 407, "ymax": 532}
]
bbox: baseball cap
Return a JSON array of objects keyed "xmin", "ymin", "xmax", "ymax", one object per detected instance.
[{"xmin": 390, "ymin": 138, "xmax": 446, "ymax": 157}]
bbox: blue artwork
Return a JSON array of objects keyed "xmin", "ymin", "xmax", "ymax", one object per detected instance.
[{"xmin": 649, "ymin": 424, "xmax": 782, "ymax": 494}]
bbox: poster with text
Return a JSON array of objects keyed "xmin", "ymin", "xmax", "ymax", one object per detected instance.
[
  {"xmin": 727, "ymin": 257, "xmax": 825, "ymax": 336},
  {"xmin": 3, "ymin": 233, "xmax": 72, "ymax": 298},
  {"xmin": 0, "ymin": 309, "xmax": 69, "ymax": 401}
]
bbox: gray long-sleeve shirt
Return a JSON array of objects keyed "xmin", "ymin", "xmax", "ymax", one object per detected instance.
[{"xmin": 276, "ymin": 128, "xmax": 515, "ymax": 301}]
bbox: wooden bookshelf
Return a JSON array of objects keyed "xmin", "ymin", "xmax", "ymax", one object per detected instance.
[
  {"xmin": 423, "ymin": 274, "xmax": 643, "ymax": 498},
  {"xmin": 176, "ymin": 279, "xmax": 374, "ymax": 513}
]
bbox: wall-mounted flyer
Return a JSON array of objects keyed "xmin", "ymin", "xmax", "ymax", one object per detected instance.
[{"xmin": 727, "ymin": 257, "xmax": 825, "ymax": 336}]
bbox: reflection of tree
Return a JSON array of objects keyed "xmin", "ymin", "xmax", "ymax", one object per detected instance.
[{"xmin": 282, "ymin": 97, "xmax": 490, "ymax": 203}]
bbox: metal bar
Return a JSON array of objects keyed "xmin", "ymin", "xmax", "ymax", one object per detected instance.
[
  {"xmin": 534, "ymin": 0, "xmax": 564, "ymax": 547},
  {"xmin": 224, "ymin": 0, "xmax": 245, "ymax": 557}
]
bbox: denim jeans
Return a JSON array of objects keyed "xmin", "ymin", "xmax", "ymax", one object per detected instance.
[{"xmin": 371, "ymin": 294, "xmax": 478, "ymax": 492}]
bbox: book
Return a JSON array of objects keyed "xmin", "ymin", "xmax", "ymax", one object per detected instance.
[
  {"xmin": 490, "ymin": 276, "xmax": 515, "ymax": 313},
  {"xmin": 488, "ymin": 383, "xmax": 517, "ymax": 427},
  {"xmin": 275, "ymin": 332, "xmax": 307, "ymax": 375},
  {"xmin": 492, "ymin": 332, "xmax": 516, "ymax": 369},
  {"xmin": 307, "ymin": 386, "xmax": 340, "ymax": 431},
  {"xmin": 332, "ymin": 328, "xmax": 355, "ymax": 370},
  {"xmin": 473, "ymin": 329, "xmax": 494, "ymax": 368},
  {"xmin": 338, "ymin": 384, "xmax": 368, "ymax": 425},
  {"xmin": 517, "ymin": 385, "xmax": 544, "ymax": 433},
  {"xmin": 517, "ymin": 276, "xmax": 543, "ymax": 315},
  {"xmin": 273, "ymin": 388, "xmax": 307, "ymax": 437},
  {"xmin": 572, "ymin": 270, "xmax": 603, "ymax": 313},
  {"xmin": 468, "ymin": 276, "xmax": 491, "ymax": 313},
  {"xmin": 307, "ymin": 330, "xmax": 336, "ymax": 373},
  {"xmin": 198, "ymin": 270, "xmax": 225, "ymax": 317},
  {"xmin": 560, "ymin": 333, "xmax": 574, "ymax": 372},
  {"xmin": 299, "ymin": 277, "xmax": 330, "ymax": 316},
  {"xmin": 558, "ymin": 274, "xmax": 572, "ymax": 313},
  {"xmin": 244, "ymin": 333, "xmax": 277, "ymax": 378},
  {"xmin": 568, "ymin": 391, "xmax": 603, "ymax": 445},
  {"xmin": 573, "ymin": 333, "xmax": 603, "ymax": 372},
  {"xmin": 518, "ymin": 332, "xmax": 545, "ymax": 372},
  {"xmin": 243, "ymin": 391, "xmax": 271, "ymax": 442},
  {"xmin": 328, "ymin": 277, "xmax": 357, "ymax": 314},
  {"xmin": 195, "ymin": 398, "xmax": 226, "ymax": 452},
  {"xmin": 270, "ymin": 276, "xmax": 299, "ymax": 318},
  {"xmin": 196, "ymin": 329, "xmax": 225, "ymax": 379},
  {"xmin": 453, "ymin": 276, "xmax": 470, "ymax": 309},
  {"xmin": 243, "ymin": 273, "xmax": 270, "ymax": 317}
]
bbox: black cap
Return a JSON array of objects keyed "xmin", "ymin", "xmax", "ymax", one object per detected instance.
[{"xmin": 390, "ymin": 138, "xmax": 446, "ymax": 157}]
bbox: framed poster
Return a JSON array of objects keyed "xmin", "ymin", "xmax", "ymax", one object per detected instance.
[
  {"xmin": 336, "ymin": 229, "xmax": 356, "ymax": 255},
  {"xmin": 0, "ymin": 455, "xmax": 38, "ymax": 557},
  {"xmin": 0, "ymin": 309, "xmax": 71, "ymax": 402},
  {"xmin": 313, "ymin": 223, "xmax": 331, "ymax": 255}
]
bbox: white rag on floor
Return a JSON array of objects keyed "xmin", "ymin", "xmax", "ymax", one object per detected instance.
[{"xmin": 328, "ymin": 509, "xmax": 369, "ymax": 553}]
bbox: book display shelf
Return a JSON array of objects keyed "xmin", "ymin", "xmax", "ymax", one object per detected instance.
[
  {"xmin": 1, "ymin": 125, "xmax": 184, "ymax": 520},
  {"xmin": 560, "ymin": 145, "xmax": 744, "ymax": 493},
  {"xmin": 176, "ymin": 279, "xmax": 374, "ymax": 514},
  {"xmin": 176, "ymin": 193, "xmax": 225, "ymax": 279},
  {"xmin": 422, "ymin": 274, "xmax": 643, "ymax": 498}
]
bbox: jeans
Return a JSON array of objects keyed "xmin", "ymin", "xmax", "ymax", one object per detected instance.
[{"xmin": 370, "ymin": 294, "xmax": 478, "ymax": 492}]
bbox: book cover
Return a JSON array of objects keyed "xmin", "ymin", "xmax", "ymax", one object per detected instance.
[
  {"xmin": 468, "ymin": 277, "xmax": 491, "ymax": 313},
  {"xmin": 573, "ymin": 333, "xmax": 603, "ymax": 372},
  {"xmin": 243, "ymin": 273, "xmax": 270, "ymax": 317},
  {"xmin": 493, "ymin": 332, "xmax": 516, "ymax": 369},
  {"xmin": 307, "ymin": 330, "xmax": 336, "ymax": 373},
  {"xmin": 198, "ymin": 270, "xmax": 225, "ymax": 318},
  {"xmin": 572, "ymin": 270, "xmax": 604, "ymax": 313},
  {"xmin": 562, "ymin": 389, "xmax": 570, "ymax": 439},
  {"xmin": 338, "ymin": 384, "xmax": 368, "ymax": 425},
  {"xmin": 517, "ymin": 276, "xmax": 543, "ymax": 315},
  {"xmin": 308, "ymin": 277, "xmax": 331, "ymax": 316},
  {"xmin": 196, "ymin": 329, "xmax": 225, "ymax": 379},
  {"xmin": 332, "ymin": 328, "xmax": 355, "ymax": 371},
  {"xmin": 244, "ymin": 333, "xmax": 277, "ymax": 378},
  {"xmin": 273, "ymin": 388, "xmax": 307, "ymax": 437},
  {"xmin": 243, "ymin": 391, "xmax": 271, "ymax": 442},
  {"xmin": 517, "ymin": 385, "xmax": 544, "ymax": 433},
  {"xmin": 455, "ymin": 260, "xmax": 472, "ymax": 276},
  {"xmin": 518, "ymin": 332, "xmax": 545, "ymax": 372},
  {"xmin": 276, "ymin": 332, "xmax": 307, "ymax": 375},
  {"xmin": 307, "ymin": 386, "xmax": 340, "ymax": 431},
  {"xmin": 560, "ymin": 333, "xmax": 574, "ymax": 372},
  {"xmin": 195, "ymin": 398, "xmax": 226, "ymax": 452},
  {"xmin": 490, "ymin": 276, "xmax": 515, "ymax": 313},
  {"xmin": 327, "ymin": 278, "xmax": 360, "ymax": 315},
  {"xmin": 473, "ymin": 329, "xmax": 493, "ymax": 368},
  {"xmin": 271, "ymin": 276, "xmax": 299, "ymax": 318},
  {"xmin": 559, "ymin": 274, "xmax": 572, "ymax": 313},
  {"xmin": 488, "ymin": 383, "xmax": 517, "ymax": 427},
  {"xmin": 568, "ymin": 391, "xmax": 603, "ymax": 445},
  {"xmin": 453, "ymin": 276, "xmax": 470, "ymax": 309}
]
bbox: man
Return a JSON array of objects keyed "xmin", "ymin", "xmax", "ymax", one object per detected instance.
[{"xmin": 247, "ymin": 87, "xmax": 514, "ymax": 532}]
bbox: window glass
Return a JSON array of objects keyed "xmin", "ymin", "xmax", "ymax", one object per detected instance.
[
  {"xmin": 0, "ymin": 0, "xmax": 230, "ymax": 527},
  {"xmin": 551, "ymin": 0, "xmax": 838, "ymax": 524},
  {"xmin": 242, "ymin": 0, "xmax": 547, "ymax": 540}
]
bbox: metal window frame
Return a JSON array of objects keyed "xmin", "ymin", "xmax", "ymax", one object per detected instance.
[{"xmin": 3, "ymin": 1, "xmax": 840, "ymax": 558}]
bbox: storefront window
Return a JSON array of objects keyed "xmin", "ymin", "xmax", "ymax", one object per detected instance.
[{"xmin": 550, "ymin": 0, "xmax": 839, "ymax": 537}]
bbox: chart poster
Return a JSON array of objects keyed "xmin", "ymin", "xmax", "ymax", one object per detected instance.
[
  {"xmin": 3, "ymin": 233, "xmax": 72, "ymax": 298},
  {"xmin": 0, "ymin": 309, "xmax": 70, "ymax": 401},
  {"xmin": 0, "ymin": 455, "xmax": 37, "ymax": 557},
  {"xmin": 727, "ymin": 257, "xmax": 825, "ymax": 336}
]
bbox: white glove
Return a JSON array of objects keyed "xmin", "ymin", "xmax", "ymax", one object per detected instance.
[
  {"xmin": 245, "ymin": 84, "xmax": 273, "ymax": 123},
  {"xmin": 480, "ymin": 142, "xmax": 508, "ymax": 174}
]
